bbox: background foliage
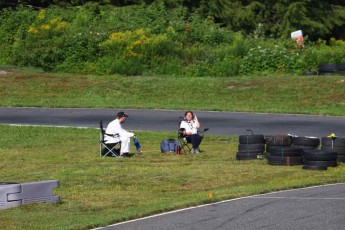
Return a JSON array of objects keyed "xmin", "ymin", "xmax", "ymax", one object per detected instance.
[{"xmin": 0, "ymin": 1, "xmax": 344, "ymax": 76}]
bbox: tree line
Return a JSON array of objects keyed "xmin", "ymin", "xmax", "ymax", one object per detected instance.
[{"xmin": 1, "ymin": 0, "xmax": 344, "ymax": 41}]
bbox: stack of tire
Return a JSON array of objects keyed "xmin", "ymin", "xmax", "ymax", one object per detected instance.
[
  {"xmin": 320, "ymin": 137, "xmax": 345, "ymax": 163},
  {"xmin": 266, "ymin": 135, "xmax": 304, "ymax": 166},
  {"xmin": 236, "ymin": 134, "xmax": 265, "ymax": 160},
  {"xmin": 303, "ymin": 149, "xmax": 337, "ymax": 170}
]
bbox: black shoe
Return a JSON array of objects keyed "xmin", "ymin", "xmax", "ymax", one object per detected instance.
[{"xmin": 121, "ymin": 153, "xmax": 130, "ymax": 158}]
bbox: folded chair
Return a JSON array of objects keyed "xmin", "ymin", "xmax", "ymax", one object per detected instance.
[
  {"xmin": 177, "ymin": 117, "xmax": 209, "ymax": 154},
  {"xmin": 99, "ymin": 120, "xmax": 121, "ymax": 158}
]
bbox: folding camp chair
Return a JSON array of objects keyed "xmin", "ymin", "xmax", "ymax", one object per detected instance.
[
  {"xmin": 178, "ymin": 127, "xmax": 192, "ymax": 154},
  {"xmin": 177, "ymin": 117, "xmax": 209, "ymax": 154},
  {"xmin": 99, "ymin": 120, "xmax": 121, "ymax": 158}
]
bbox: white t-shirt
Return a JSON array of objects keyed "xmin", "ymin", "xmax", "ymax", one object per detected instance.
[
  {"xmin": 104, "ymin": 119, "xmax": 134, "ymax": 143},
  {"xmin": 180, "ymin": 120, "xmax": 198, "ymax": 134}
]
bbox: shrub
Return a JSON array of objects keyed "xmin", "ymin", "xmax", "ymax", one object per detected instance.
[{"xmin": 240, "ymin": 44, "xmax": 294, "ymax": 75}]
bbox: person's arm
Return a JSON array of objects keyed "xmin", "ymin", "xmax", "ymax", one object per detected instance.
[
  {"xmin": 119, "ymin": 128, "xmax": 135, "ymax": 138},
  {"xmin": 114, "ymin": 120, "xmax": 135, "ymax": 138},
  {"xmin": 193, "ymin": 114, "xmax": 200, "ymax": 129}
]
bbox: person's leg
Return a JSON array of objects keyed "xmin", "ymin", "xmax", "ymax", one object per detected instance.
[
  {"xmin": 189, "ymin": 134, "xmax": 201, "ymax": 150},
  {"xmin": 120, "ymin": 136, "xmax": 131, "ymax": 155}
]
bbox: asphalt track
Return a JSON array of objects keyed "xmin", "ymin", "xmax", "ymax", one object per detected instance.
[
  {"xmin": 98, "ymin": 183, "xmax": 345, "ymax": 230},
  {"xmin": 0, "ymin": 107, "xmax": 344, "ymax": 137}
]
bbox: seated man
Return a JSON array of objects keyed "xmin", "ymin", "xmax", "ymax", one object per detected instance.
[
  {"xmin": 180, "ymin": 110, "xmax": 202, "ymax": 154},
  {"xmin": 104, "ymin": 111, "xmax": 135, "ymax": 158}
]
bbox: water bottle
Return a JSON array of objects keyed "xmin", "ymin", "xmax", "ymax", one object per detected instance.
[
  {"xmin": 133, "ymin": 137, "xmax": 141, "ymax": 152},
  {"xmin": 177, "ymin": 146, "xmax": 181, "ymax": 155}
]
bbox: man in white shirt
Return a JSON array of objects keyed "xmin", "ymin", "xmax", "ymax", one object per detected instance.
[{"xmin": 104, "ymin": 112, "xmax": 135, "ymax": 157}]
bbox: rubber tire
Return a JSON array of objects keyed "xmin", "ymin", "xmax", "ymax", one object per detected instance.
[
  {"xmin": 239, "ymin": 134, "xmax": 265, "ymax": 144},
  {"xmin": 267, "ymin": 154, "xmax": 303, "ymax": 166},
  {"xmin": 302, "ymin": 71, "xmax": 318, "ymax": 76},
  {"xmin": 303, "ymin": 150, "xmax": 337, "ymax": 161},
  {"xmin": 238, "ymin": 143, "xmax": 265, "ymax": 152},
  {"xmin": 268, "ymin": 146, "xmax": 303, "ymax": 157},
  {"xmin": 336, "ymin": 62, "xmax": 345, "ymax": 71},
  {"xmin": 302, "ymin": 165, "xmax": 327, "ymax": 170},
  {"xmin": 291, "ymin": 145, "xmax": 318, "ymax": 152},
  {"xmin": 336, "ymin": 154, "xmax": 345, "ymax": 162},
  {"xmin": 265, "ymin": 135, "xmax": 292, "ymax": 146},
  {"xmin": 318, "ymin": 63, "xmax": 337, "ymax": 72},
  {"xmin": 236, "ymin": 151, "xmax": 258, "ymax": 160},
  {"xmin": 267, "ymin": 145, "xmax": 300, "ymax": 153},
  {"xmin": 304, "ymin": 160, "xmax": 337, "ymax": 167},
  {"xmin": 292, "ymin": 136, "xmax": 320, "ymax": 147},
  {"xmin": 319, "ymin": 72, "xmax": 335, "ymax": 76},
  {"xmin": 321, "ymin": 137, "xmax": 345, "ymax": 147}
]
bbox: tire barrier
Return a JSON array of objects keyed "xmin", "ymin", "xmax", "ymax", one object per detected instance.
[
  {"xmin": 235, "ymin": 133, "xmax": 344, "ymax": 169},
  {"xmin": 267, "ymin": 153, "xmax": 304, "ymax": 166},
  {"xmin": 0, "ymin": 180, "xmax": 60, "ymax": 210},
  {"xmin": 268, "ymin": 146, "xmax": 304, "ymax": 157},
  {"xmin": 236, "ymin": 134, "xmax": 265, "ymax": 160},
  {"xmin": 267, "ymin": 146, "xmax": 303, "ymax": 166},
  {"xmin": 321, "ymin": 137, "xmax": 345, "ymax": 162},
  {"xmin": 303, "ymin": 150, "xmax": 337, "ymax": 169}
]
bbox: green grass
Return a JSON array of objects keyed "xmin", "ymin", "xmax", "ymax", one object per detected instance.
[
  {"xmin": 0, "ymin": 68, "xmax": 344, "ymax": 116},
  {"xmin": 1, "ymin": 125, "xmax": 345, "ymax": 230}
]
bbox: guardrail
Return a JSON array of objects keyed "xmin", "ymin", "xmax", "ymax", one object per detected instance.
[{"xmin": 0, "ymin": 180, "xmax": 60, "ymax": 210}]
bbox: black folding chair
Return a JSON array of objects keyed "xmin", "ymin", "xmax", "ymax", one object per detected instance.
[{"xmin": 99, "ymin": 120, "xmax": 121, "ymax": 158}]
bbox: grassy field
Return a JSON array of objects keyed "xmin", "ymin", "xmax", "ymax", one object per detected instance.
[
  {"xmin": 0, "ymin": 68, "xmax": 344, "ymax": 116},
  {"xmin": 0, "ymin": 67, "xmax": 344, "ymax": 229},
  {"xmin": 1, "ymin": 125, "xmax": 345, "ymax": 230}
]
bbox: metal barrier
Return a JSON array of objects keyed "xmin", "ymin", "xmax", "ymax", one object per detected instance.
[{"xmin": 0, "ymin": 180, "xmax": 60, "ymax": 210}]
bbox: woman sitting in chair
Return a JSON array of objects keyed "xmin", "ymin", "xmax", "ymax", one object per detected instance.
[{"xmin": 180, "ymin": 110, "xmax": 202, "ymax": 154}]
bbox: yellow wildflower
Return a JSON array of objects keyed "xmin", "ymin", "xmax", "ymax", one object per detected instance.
[
  {"xmin": 50, "ymin": 18, "xmax": 58, "ymax": 25},
  {"xmin": 28, "ymin": 26, "xmax": 39, "ymax": 33},
  {"xmin": 40, "ymin": 24, "xmax": 51, "ymax": 30},
  {"xmin": 56, "ymin": 21, "xmax": 67, "ymax": 30},
  {"xmin": 133, "ymin": 40, "xmax": 142, "ymax": 46},
  {"xmin": 41, "ymin": 24, "xmax": 50, "ymax": 30},
  {"xmin": 38, "ymin": 9, "xmax": 46, "ymax": 20}
]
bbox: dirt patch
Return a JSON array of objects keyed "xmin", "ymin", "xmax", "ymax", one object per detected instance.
[{"xmin": 0, "ymin": 70, "xmax": 10, "ymax": 75}]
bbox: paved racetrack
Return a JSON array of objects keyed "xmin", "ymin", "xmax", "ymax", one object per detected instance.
[
  {"xmin": 98, "ymin": 183, "xmax": 345, "ymax": 230},
  {"xmin": 0, "ymin": 107, "xmax": 344, "ymax": 137}
]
